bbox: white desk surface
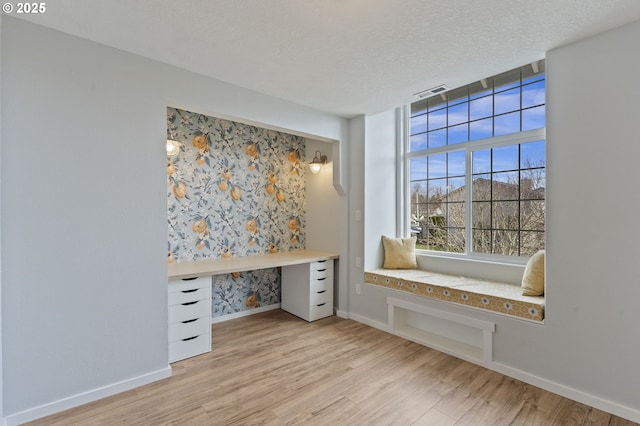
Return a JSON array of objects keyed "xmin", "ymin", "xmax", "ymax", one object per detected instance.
[{"xmin": 168, "ymin": 249, "xmax": 339, "ymax": 280}]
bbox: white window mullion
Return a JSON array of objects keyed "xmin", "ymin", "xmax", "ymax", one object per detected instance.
[
  {"xmin": 465, "ymin": 149, "xmax": 473, "ymax": 255},
  {"xmin": 397, "ymin": 106, "xmax": 409, "ymax": 237}
]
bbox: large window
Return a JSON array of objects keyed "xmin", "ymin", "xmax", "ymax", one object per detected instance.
[{"xmin": 407, "ymin": 61, "xmax": 545, "ymax": 259}]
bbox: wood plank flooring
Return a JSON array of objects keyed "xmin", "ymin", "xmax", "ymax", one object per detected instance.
[{"xmin": 28, "ymin": 310, "xmax": 636, "ymax": 425}]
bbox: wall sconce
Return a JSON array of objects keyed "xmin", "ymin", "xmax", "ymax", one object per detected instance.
[
  {"xmin": 308, "ymin": 150, "xmax": 327, "ymax": 174},
  {"xmin": 166, "ymin": 140, "xmax": 183, "ymax": 158}
]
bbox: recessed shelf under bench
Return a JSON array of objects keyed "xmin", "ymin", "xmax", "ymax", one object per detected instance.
[{"xmin": 388, "ymin": 297, "xmax": 495, "ymax": 364}]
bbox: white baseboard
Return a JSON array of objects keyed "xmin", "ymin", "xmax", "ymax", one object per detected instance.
[
  {"xmin": 335, "ymin": 309, "xmax": 349, "ymax": 319},
  {"xmin": 345, "ymin": 312, "xmax": 391, "ymax": 333},
  {"xmin": 346, "ymin": 312, "xmax": 640, "ymax": 424},
  {"xmin": 4, "ymin": 366, "xmax": 171, "ymax": 426},
  {"xmin": 490, "ymin": 362, "xmax": 640, "ymax": 424},
  {"xmin": 211, "ymin": 303, "xmax": 281, "ymax": 324}
]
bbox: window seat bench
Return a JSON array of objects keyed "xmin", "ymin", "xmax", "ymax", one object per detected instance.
[{"xmin": 364, "ymin": 268, "xmax": 544, "ymax": 322}]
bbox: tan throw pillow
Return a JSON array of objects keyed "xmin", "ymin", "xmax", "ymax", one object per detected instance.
[
  {"xmin": 382, "ymin": 236, "xmax": 417, "ymax": 269},
  {"xmin": 522, "ymin": 250, "xmax": 545, "ymax": 296}
]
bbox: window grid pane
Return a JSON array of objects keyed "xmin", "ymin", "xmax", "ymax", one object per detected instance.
[
  {"xmin": 470, "ymin": 143, "xmax": 546, "ymax": 256},
  {"xmin": 409, "ymin": 64, "xmax": 546, "ymax": 150},
  {"xmin": 410, "ymin": 153, "xmax": 467, "ymax": 253},
  {"xmin": 408, "ymin": 61, "xmax": 545, "ymax": 257}
]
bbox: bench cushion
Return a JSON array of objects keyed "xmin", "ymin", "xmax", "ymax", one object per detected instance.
[{"xmin": 364, "ymin": 268, "xmax": 544, "ymax": 322}]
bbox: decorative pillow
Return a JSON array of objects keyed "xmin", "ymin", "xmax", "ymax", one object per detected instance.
[
  {"xmin": 522, "ymin": 250, "xmax": 545, "ymax": 296},
  {"xmin": 382, "ymin": 236, "xmax": 417, "ymax": 269}
]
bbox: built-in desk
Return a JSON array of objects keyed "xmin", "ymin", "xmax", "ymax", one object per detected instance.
[
  {"xmin": 168, "ymin": 249, "xmax": 339, "ymax": 279},
  {"xmin": 167, "ymin": 250, "xmax": 339, "ymax": 362}
]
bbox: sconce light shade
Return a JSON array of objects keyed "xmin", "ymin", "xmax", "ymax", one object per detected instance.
[
  {"xmin": 309, "ymin": 162, "xmax": 322, "ymax": 174},
  {"xmin": 309, "ymin": 150, "xmax": 327, "ymax": 174},
  {"xmin": 166, "ymin": 140, "xmax": 183, "ymax": 158}
]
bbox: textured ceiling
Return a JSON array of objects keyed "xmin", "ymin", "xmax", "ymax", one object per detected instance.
[{"xmin": 12, "ymin": 0, "xmax": 640, "ymax": 117}]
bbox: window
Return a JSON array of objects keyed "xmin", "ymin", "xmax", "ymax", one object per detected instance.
[{"xmin": 407, "ymin": 61, "xmax": 545, "ymax": 259}]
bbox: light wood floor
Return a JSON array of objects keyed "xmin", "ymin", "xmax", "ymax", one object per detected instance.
[{"xmin": 29, "ymin": 310, "xmax": 636, "ymax": 425}]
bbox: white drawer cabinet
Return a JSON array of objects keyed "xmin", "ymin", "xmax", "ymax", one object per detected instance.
[
  {"xmin": 168, "ymin": 276, "xmax": 211, "ymax": 362},
  {"xmin": 281, "ymin": 259, "xmax": 334, "ymax": 322}
]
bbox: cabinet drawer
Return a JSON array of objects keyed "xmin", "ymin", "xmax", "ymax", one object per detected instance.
[
  {"xmin": 310, "ymin": 276, "xmax": 333, "ymax": 293},
  {"xmin": 311, "ymin": 267, "xmax": 333, "ymax": 281},
  {"xmin": 169, "ymin": 333, "xmax": 211, "ymax": 363},
  {"xmin": 310, "ymin": 287, "xmax": 333, "ymax": 306},
  {"xmin": 309, "ymin": 301, "xmax": 333, "ymax": 321},
  {"xmin": 311, "ymin": 258, "xmax": 333, "ymax": 268},
  {"xmin": 169, "ymin": 286, "xmax": 210, "ymax": 306},
  {"xmin": 168, "ymin": 276, "xmax": 210, "ymax": 293},
  {"xmin": 169, "ymin": 300, "xmax": 210, "ymax": 324},
  {"xmin": 169, "ymin": 317, "xmax": 211, "ymax": 343},
  {"xmin": 311, "ymin": 259, "xmax": 333, "ymax": 272}
]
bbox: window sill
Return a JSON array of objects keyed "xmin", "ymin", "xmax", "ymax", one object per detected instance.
[{"xmin": 415, "ymin": 251, "xmax": 527, "ymax": 286}]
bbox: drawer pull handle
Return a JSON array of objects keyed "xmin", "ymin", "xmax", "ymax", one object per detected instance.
[
  {"xmin": 317, "ymin": 268, "xmax": 327, "ymax": 272},
  {"xmin": 317, "ymin": 260, "xmax": 327, "ymax": 263},
  {"xmin": 182, "ymin": 289, "xmax": 198, "ymax": 293},
  {"xmin": 182, "ymin": 319, "xmax": 198, "ymax": 324},
  {"xmin": 182, "ymin": 336, "xmax": 198, "ymax": 342},
  {"xmin": 317, "ymin": 290, "xmax": 326, "ymax": 294},
  {"xmin": 181, "ymin": 277, "xmax": 198, "ymax": 281},
  {"xmin": 317, "ymin": 303, "xmax": 326, "ymax": 307},
  {"xmin": 182, "ymin": 301, "xmax": 198, "ymax": 306},
  {"xmin": 317, "ymin": 277, "xmax": 326, "ymax": 281}
]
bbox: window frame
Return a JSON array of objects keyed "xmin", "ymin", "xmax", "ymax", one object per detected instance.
[{"xmin": 401, "ymin": 107, "xmax": 546, "ymax": 265}]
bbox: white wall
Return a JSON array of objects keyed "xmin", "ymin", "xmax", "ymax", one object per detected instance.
[
  {"xmin": 364, "ymin": 109, "xmax": 397, "ymax": 271},
  {"xmin": 345, "ymin": 117, "xmax": 365, "ymax": 317},
  {"xmin": 344, "ymin": 109, "xmax": 399, "ymax": 320},
  {"xmin": 544, "ymin": 18, "xmax": 640, "ymax": 413},
  {"xmin": 1, "ymin": 17, "xmax": 347, "ymax": 421},
  {"xmin": 306, "ymin": 139, "xmax": 344, "ymax": 312},
  {"xmin": 2, "ymin": 17, "xmax": 169, "ymax": 419},
  {"xmin": 305, "ymin": 140, "xmax": 341, "ymax": 253},
  {"xmin": 354, "ymin": 19, "xmax": 640, "ymax": 422}
]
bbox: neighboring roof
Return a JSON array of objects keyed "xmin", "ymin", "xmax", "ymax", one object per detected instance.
[{"xmin": 428, "ymin": 178, "xmax": 545, "ymax": 206}]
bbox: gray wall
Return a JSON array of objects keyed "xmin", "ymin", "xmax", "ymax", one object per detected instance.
[
  {"xmin": 544, "ymin": 18, "xmax": 640, "ymax": 410},
  {"xmin": 1, "ymin": 17, "xmax": 347, "ymax": 418},
  {"xmin": 2, "ymin": 18, "xmax": 169, "ymax": 415},
  {"xmin": 356, "ymin": 19, "xmax": 640, "ymax": 420}
]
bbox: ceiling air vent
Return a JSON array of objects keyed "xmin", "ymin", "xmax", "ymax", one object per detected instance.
[{"xmin": 414, "ymin": 84, "xmax": 449, "ymax": 99}]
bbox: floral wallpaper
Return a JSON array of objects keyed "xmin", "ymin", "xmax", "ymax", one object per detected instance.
[
  {"xmin": 211, "ymin": 269, "xmax": 281, "ymax": 317},
  {"xmin": 167, "ymin": 107, "xmax": 306, "ymax": 317}
]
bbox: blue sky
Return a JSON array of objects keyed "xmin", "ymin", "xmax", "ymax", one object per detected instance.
[
  {"xmin": 410, "ymin": 78, "xmax": 545, "ymax": 151},
  {"xmin": 409, "ymin": 75, "xmax": 546, "ymax": 194}
]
